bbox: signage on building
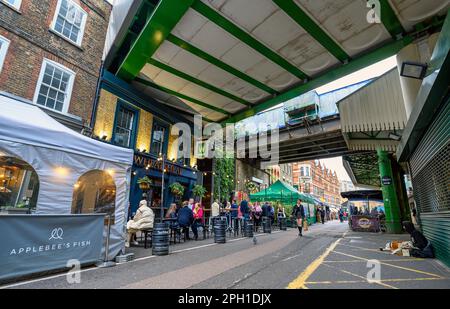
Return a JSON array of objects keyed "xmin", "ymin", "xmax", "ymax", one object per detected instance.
[
  {"xmin": 252, "ymin": 177, "xmax": 264, "ymax": 184},
  {"xmin": 134, "ymin": 154, "xmax": 182, "ymax": 176},
  {"xmin": 0, "ymin": 215, "xmax": 104, "ymax": 281},
  {"xmin": 381, "ymin": 176, "xmax": 392, "ymax": 186}
]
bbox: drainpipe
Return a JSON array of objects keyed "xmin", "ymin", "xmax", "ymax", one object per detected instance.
[{"xmin": 90, "ymin": 61, "xmax": 105, "ymax": 131}]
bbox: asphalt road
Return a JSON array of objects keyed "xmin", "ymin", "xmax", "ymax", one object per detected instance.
[{"xmin": 2, "ymin": 221, "xmax": 449, "ymax": 289}]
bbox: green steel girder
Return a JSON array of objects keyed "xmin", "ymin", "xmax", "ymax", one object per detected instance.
[
  {"xmin": 380, "ymin": 0, "xmax": 406, "ymax": 39},
  {"xmin": 167, "ymin": 34, "xmax": 278, "ymax": 95},
  {"xmin": 191, "ymin": 0, "xmax": 309, "ymax": 80},
  {"xmin": 224, "ymin": 35, "xmax": 413, "ymax": 124},
  {"xmin": 116, "ymin": 0, "xmax": 195, "ymax": 81},
  {"xmin": 134, "ymin": 77, "xmax": 231, "ymax": 116},
  {"xmin": 147, "ymin": 58, "xmax": 252, "ymax": 107},
  {"xmin": 272, "ymin": 0, "xmax": 349, "ymax": 63}
]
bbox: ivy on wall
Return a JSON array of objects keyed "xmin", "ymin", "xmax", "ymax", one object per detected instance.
[{"xmin": 213, "ymin": 157, "xmax": 235, "ymax": 202}]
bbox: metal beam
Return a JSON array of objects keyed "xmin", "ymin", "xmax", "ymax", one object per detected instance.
[
  {"xmin": 380, "ymin": 0, "xmax": 406, "ymax": 39},
  {"xmin": 272, "ymin": 0, "xmax": 349, "ymax": 63},
  {"xmin": 191, "ymin": 0, "xmax": 308, "ymax": 80},
  {"xmin": 278, "ymin": 147, "xmax": 349, "ymax": 160},
  {"xmin": 224, "ymin": 36, "xmax": 413, "ymax": 123},
  {"xmin": 116, "ymin": 0, "xmax": 194, "ymax": 81},
  {"xmin": 278, "ymin": 140, "xmax": 347, "ymax": 154},
  {"xmin": 134, "ymin": 77, "xmax": 231, "ymax": 116},
  {"xmin": 277, "ymin": 151, "xmax": 354, "ymax": 164},
  {"xmin": 147, "ymin": 58, "xmax": 252, "ymax": 107},
  {"xmin": 167, "ymin": 34, "xmax": 278, "ymax": 95}
]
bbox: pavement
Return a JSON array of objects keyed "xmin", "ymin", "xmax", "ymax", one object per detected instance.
[{"xmin": 2, "ymin": 220, "xmax": 449, "ymax": 289}]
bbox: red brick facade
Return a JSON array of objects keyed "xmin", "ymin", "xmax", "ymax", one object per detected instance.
[
  {"xmin": 0, "ymin": 0, "xmax": 111, "ymax": 130},
  {"xmin": 293, "ymin": 161, "xmax": 341, "ymax": 206}
]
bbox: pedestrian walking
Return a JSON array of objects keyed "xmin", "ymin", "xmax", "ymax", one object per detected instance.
[
  {"xmin": 292, "ymin": 199, "xmax": 305, "ymax": 236},
  {"xmin": 320, "ymin": 207, "xmax": 326, "ymax": 224}
]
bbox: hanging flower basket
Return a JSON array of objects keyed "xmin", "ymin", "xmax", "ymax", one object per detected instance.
[
  {"xmin": 169, "ymin": 182, "xmax": 185, "ymax": 197},
  {"xmin": 137, "ymin": 176, "xmax": 152, "ymax": 191}
]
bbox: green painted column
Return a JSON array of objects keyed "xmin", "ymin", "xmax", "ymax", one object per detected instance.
[{"xmin": 377, "ymin": 150, "xmax": 402, "ymax": 234}]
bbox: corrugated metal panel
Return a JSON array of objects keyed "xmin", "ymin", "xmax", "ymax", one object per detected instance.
[
  {"xmin": 420, "ymin": 212, "xmax": 450, "ymax": 268},
  {"xmin": 338, "ymin": 69, "xmax": 408, "ymax": 133},
  {"xmin": 410, "ymin": 98, "xmax": 450, "ymax": 268},
  {"xmin": 410, "ymin": 99, "xmax": 450, "ymax": 175}
]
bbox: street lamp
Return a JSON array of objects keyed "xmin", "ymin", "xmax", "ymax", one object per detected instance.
[
  {"xmin": 400, "ymin": 61, "xmax": 428, "ymax": 80},
  {"xmin": 158, "ymin": 134, "xmax": 166, "ymax": 222}
]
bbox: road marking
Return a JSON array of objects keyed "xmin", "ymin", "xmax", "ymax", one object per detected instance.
[
  {"xmin": 1, "ymin": 231, "xmax": 285, "ymax": 289},
  {"xmin": 306, "ymin": 277, "xmax": 448, "ymax": 285},
  {"xmin": 322, "ymin": 262, "xmax": 397, "ymax": 289},
  {"xmin": 323, "ymin": 258, "xmax": 425, "ymax": 263},
  {"xmin": 337, "ymin": 243, "xmax": 388, "ymax": 252},
  {"xmin": 287, "ymin": 238, "xmax": 342, "ymax": 289},
  {"xmin": 333, "ymin": 251, "xmax": 443, "ymax": 278}
]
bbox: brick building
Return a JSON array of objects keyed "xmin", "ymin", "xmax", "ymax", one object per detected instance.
[
  {"xmin": 0, "ymin": 0, "xmax": 112, "ymax": 131},
  {"xmin": 293, "ymin": 160, "xmax": 341, "ymax": 207}
]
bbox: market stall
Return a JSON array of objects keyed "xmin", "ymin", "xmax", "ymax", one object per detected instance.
[
  {"xmin": 341, "ymin": 190, "xmax": 384, "ymax": 233},
  {"xmin": 0, "ymin": 94, "xmax": 134, "ymax": 259},
  {"xmin": 250, "ymin": 180, "xmax": 316, "ymax": 224}
]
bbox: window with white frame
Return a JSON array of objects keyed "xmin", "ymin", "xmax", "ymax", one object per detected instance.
[
  {"xmin": 51, "ymin": 0, "xmax": 87, "ymax": 46},
  {"xmin": 34, "ymin": 59, "xmax": 75, "ymax": 113},
  {"xmin": 0, "ymin": 35, "xmax": 10, "ymax": 73},
  {"xmin": 1, "ymin": 0, "xmax": 22, "ymax": 10}
]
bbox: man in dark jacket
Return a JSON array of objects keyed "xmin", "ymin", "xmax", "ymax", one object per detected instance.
[
  {"xmin": 178, "ymin": 202, "xmax": 196, "ymax": 240},
  {"xmin": 292, "ymin": 199, "xmax": 305, "ymax": 236},
  {"xmin": 261, "ymin": 202, "xmax": 269, "ymax": 217},
  {"xmin": 240, "ymin": 200, "xmax": 250, "ymax": 220}
]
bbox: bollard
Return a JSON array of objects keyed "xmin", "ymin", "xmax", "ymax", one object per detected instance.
[
  {"xmin": 262, "ymin": 217, "xmax": 272, "ymax": 234},
  {"xmin": 244, "ymin": 221, "xmax": 254, "ymax": 238},
  {"xmin": 214, "ymin": 217, "xmax": 227, "ymax": 244},
  {"xmin": 152, "ymin": 222, "xmax": 170, "ymax": 256},
  {"xmin": 279, "ymin": 217, "xmax": 287, "ymax": 231},
  {"xmin": 96, "ymin": 215, "xmax": 116, "ymax": 268}
]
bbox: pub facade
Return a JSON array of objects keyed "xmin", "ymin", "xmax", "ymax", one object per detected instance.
[{"xmin": 92, "ymin": 71, "xmax": 199, "ymax": 217}]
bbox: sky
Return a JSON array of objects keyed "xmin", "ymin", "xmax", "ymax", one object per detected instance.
[{"xmin": 316, "ymin": 56, "xmax": 398, "ymax": 182}]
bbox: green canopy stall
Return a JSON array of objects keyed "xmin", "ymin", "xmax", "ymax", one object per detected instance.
[{"xmin": 249, "ymin": 180, "xmax": 316, "ymax": 225}]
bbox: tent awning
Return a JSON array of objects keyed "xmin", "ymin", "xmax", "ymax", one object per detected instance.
[
  {"xmin": 250, "ymin": 180, "xmax": 315, "ymax": 204},
  {"xmin": 0, "ymin": 94, "xmax": 134, "ymax": 165}
]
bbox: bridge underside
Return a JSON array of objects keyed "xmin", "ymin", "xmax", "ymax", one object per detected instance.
[{"xmin": 240, "ymin": 117, "xmax": 361, "ymax": 165}]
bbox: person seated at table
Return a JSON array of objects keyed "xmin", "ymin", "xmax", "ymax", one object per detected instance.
[
  {"xmin": 125, "ymin": 200, "xmax": 154, "ymax": 248},
  {"xmin": 192, "ymin": 203, "xmax": 204, "ymax": 240},
  {"xmin": 165, "ymin": 203, "xmax": 179, "ymax": 229},
  {"xmin": 178, "ymin": 201, "xmax": 195, "ymax": 240},
  {"xmin": 402, "ymin": 221, "xmax": 434, "ymax": 258}
]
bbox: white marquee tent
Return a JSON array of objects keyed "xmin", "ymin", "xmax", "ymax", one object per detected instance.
[{"xmin": 0, "ymin": 94, "xmax": 134, "ymax": 259}]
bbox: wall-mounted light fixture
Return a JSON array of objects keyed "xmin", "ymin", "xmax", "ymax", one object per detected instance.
[{"xmin": 400, "ymin": 61, "xmax": 428, "ymax": 80}]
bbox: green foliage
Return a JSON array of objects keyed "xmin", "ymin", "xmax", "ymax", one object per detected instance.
[
  {"xmin": 137, "ymin": 176, "xmax": 153, "ymax": 185},
  {"xmin": 169, "ymin": 182, "xmax": 185, "ymax": 197},
  {"xmin": 192, "ymin": 185, "xmax": 207, "ymax": 199},
  {"xmin": 213, "ymin": 157, "xmax": 235, "ymax": 201}
]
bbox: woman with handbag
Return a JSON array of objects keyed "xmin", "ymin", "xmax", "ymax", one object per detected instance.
[{"xmin": 292, "ymin": 199, "xmax": 305, "ymax": 237}]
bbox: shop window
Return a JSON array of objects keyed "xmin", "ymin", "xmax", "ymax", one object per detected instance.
[
  {"xmin": 113, "ymin": 101, "xmax": 138, "ymax": 148},
  {"xmin": 34, "ymin": 59, "xmax": 75, "ymax": 113},
  {"xmin": 150, "ymin": 120, "xmax": 168, "ymax": 156},
  {"xmin": 0, "ymin": 35, "xmax": 10, "ymax": 73},
  {"xmin": 0, "ymin": 156, "xmax": 39, "ymax": 212},
  {"xmin": 51, "ymin": 0, "xmax": 87, "ymax": 46},
  {"xmin": 1, "ymin": 0, "xmax": 22, "ymax": 10},
  {"xmin": 71, "ymin": 170, "xmax": 116, "ymax": 220}
]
